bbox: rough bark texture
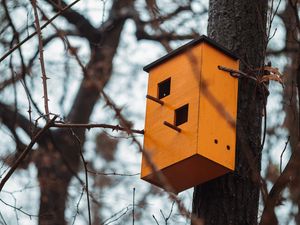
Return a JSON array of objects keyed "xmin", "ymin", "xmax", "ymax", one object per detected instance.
[{"xmin": 192, "ymin": 1, "xmax": 268, "ymax": 225}]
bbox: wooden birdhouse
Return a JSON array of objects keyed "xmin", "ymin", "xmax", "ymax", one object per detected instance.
[{"xmin": 141, "ymin": 35, "xmax": 239, "ymax": 193}]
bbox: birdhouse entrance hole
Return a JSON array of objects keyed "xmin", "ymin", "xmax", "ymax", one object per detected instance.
[
  {"xmin": 175, "ymin": 104, "xmax": 189, "ymax": 126},
  {"xmin": 158, "ymin": 78, "xmax": 171, "ymax": 99}
]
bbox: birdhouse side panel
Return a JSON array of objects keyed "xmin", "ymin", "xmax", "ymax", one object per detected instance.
[
  {"xmin": 197, "ymin": 43, "xmax": 239, "ymax": 170},
  {"xmin": 142, "ymin": 45, "xmax": 203, "ymax": 177}
]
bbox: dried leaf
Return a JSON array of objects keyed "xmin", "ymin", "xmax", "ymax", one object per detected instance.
[
  {"xmin": 260, "ymin": 74, "xmax": 283, "ymax": 84},
  {"xmin": 264, "ymin": 66, "xmax": 283, "ymax": 77},
  {"xmin": 259, "ymin": 66, "xmax": 284, "ymax": 87}
]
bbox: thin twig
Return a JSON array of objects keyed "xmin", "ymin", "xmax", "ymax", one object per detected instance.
[
  {"xmin": 0, "ymin": 0, "xmax": 81, "ymax": 63},
  {"xmin": 2, "ymin": 0, "xmax": 27, "ymax": 77},
  {"xmin": 53, "ymin": 122, "xmax": 144, "ymax": 134},
  {"xmin": 153, "ymin": 215, "xmax": 160, "ymax": 225},
  {"xmin": 260, "ymin": 82, "xmax": 268, "ymax": 151},
  {"xmin": 280, "ymin": 136, "xmax": 290, "ymax": 173},
  {"xmin": 165, "ymin": 201, "xmax": 175, "ymax": 224},
  {"xmin": 71, "ymin": 187, "xmax": 85, "ymax": 225},
  {"xmin": 87, "ymin": 170, "xmax": 139, "ymax": 177},
  {"xmin": 31, "ymin": 0, "xmax": 50, "ymax": 119},
  {"xmin": 0, "ymin": 116, "xmax": 57, "ymax": 192},
  {"xmin": 132, "ymin": 187, "xmax": 135, "ymax": 225},
  {"xmin": 70, "ymin": 129, "xmax": 92, "ymax": 225},
  {"xmin": 101, "ymin": 206, "xmax": 131, "ymax": 225},
  {"xmin": 0, "ymin": 211, "xmax": 8, "ymax": 225},
  {"xmin": 35, "ymin": 6, "xmax": 88, "ymax": 77},
  {"xmin": 101, "ymin": 0, "xmax": 107, "ymax": 25},
  {"xmin": 0, "ymin": 198, "xmax": 38, "ymax": 218},
  {"xmin": 160, "ymin": 209, "xmax": 166, "ymax": 222},
  {"xmin": 20, "ymin": 80, "xmax": 33, "ymax": 137}
]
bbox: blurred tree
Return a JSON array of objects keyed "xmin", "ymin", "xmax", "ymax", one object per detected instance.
[
  {"xmin": 2, "ymin": 0, "xmax": 300, "ymax": 225},
  {"xmin": 280, "ymin": 1, "xmax": 300, "ymax": 224}
]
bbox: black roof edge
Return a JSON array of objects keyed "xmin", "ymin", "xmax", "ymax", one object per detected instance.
[{"xmin": 143, "ymin": 35, "xmax": 239, "ymax": 72}]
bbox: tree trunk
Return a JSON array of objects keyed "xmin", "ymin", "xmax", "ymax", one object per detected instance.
[
  {"xmin": 36, "ymin": 129, "xmax": 80, "ymax": 225},
  {"xmin": 192, "ymin": 1, "xmax": 268, "ymax": 225},
  {"xmin": 281, "ymin": 3, "xmax": 300, "ymax": 224}
]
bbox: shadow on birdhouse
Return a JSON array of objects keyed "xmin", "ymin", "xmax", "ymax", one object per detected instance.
[{"xmin": 141, "ymin": 35, "xmax": 239, "ymax": 193}]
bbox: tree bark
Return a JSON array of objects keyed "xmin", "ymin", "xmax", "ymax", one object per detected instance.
[{"xmin": 192, "ymin": 1, "xmax": 268, "ymax": 225}]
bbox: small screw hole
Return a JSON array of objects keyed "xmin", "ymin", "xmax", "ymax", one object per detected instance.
[
  {"xmin": 226, "ymin": 145, "xmax": 230, "ymax": 150},
  {"xmin": 214, "ymin": 139, "xmax": 218, "ymax": 144}
]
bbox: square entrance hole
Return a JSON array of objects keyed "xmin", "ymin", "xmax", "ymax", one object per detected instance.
[
  {"xmin": 158, "ymin": 78, "xmax": 171, "ymax": 99},
  {"xmin": 175, "ymin": 104, "xmax": 189, "ymax": 126}
]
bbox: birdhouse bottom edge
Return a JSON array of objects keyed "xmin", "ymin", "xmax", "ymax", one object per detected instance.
[{"xmin": 141, "ymin": 154, "xmax": 232, "ymax": 193}]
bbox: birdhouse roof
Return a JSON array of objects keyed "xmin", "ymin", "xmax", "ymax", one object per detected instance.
[{"xmin": 143, "ymin": 35, "xmax": 238, "ymax": 72}]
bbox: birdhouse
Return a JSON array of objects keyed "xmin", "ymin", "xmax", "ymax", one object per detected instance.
[{"xmin": 141, "ymin": 35, "xmax": 239, "ymax": 193}]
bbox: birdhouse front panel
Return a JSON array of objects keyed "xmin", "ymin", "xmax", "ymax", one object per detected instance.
[
  {"xmin": 141, "ymin": 35, "xmax": 239, "ymax": 193},
  {"xmin": 142, "ymin": 44, "xmax": 202, "ymax": 177},
  {"xmin": 197, "ymin": 43, "xmax": 239, "ymax": 170}
]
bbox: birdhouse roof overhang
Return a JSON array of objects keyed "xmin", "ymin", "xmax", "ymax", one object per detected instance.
[{"xmin": 143, "ymin": 35, "xmax": 239, "ymax": 72}]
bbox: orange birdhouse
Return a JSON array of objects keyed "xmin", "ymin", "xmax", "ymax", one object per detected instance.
[{"xmin": 141, "ymin": 35, "xmax": 239, "ymax": 193}]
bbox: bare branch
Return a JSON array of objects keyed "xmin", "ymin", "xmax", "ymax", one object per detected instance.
[
  {"xmin": 31, "ymin": 0, "xmax": 50, "ymax": 119},
  {"xmin": 0, "ymin": 102, "xmax": 35, "ymax": 137},
  {"xmin": 0, "ymin": 198, "xmax": 38, "ymax": 218},
  {"xmin": 141, "ymin": 5, "xmax": 192, "ymax": 25},
  {"xmin": 0, "ymin": 116, "xmax": 57, "ymax": 192},
  {"xmin": 132, "ymin": 187, "xmax": 135, "ymax": 225},
  {"xmin": 53, "ymin": 122, "xmax": 144, "ymax": 135},
  {"xmin": 259, "ymin": 143, "xmax": 300, "ymax": 225},
  {"xmin": 87, "ymin": 170, "xmax": 139, "ymax": 177},
  {"xmin": 2, "ymin": 0, "xmax": 26, "ymax": 76},
  {"xmin": 135, "ymin": 30, "xmax": 197, "ymax": 41},
  {"xmin": 101, "ymin": 205, "xmax": 131, "ymax": 225},
  {"xmin": 0, "ymin": 0, "xmax": 81, "ymax": 63},
  {"xmin": 132, "ymin": 3, "xmax": 200, "ymax": 45},
  {"xmin": 69, "ymin": 129, "xmax": 91, "ymax": 225},
  {"xmin": 43, "ymin": 0, "xmax": 100, "ymax": 42}
]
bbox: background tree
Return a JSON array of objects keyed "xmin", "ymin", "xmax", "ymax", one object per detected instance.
[{"xmin": 1, "ymin": 0, "xmax": 300, "ymax": 225}]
